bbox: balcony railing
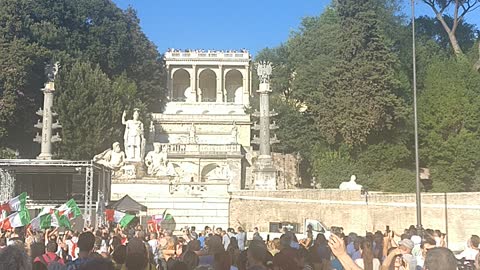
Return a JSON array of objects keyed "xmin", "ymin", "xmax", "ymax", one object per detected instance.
[
  {"xmin": 159, "ymin": 144, "xmax": 241, "ymax": 155},
  {"xmin": 165, "ymin": 51, "xmax": 250, "ymax": 60}
]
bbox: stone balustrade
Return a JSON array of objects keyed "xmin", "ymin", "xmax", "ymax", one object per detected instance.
[
  {"xmin": 165, "ymin": 51, "xmax": 250, "ymax": 60},
  {"xmin": 159, "ymin": 143, "xmax": 241, "ymax": 156}
]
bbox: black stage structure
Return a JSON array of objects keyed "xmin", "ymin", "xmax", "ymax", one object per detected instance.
[{"xmin": 0, "ymin": 159, "xmax": 111, "ymax": 227}]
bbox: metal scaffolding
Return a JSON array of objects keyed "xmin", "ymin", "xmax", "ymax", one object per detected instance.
[
  {"xmin": 0, "ymin": 169, "xmax": 15, "ymax": 202},
  {"xmin": 0, "ymin": 159, "xmax": 111, "ymax": 227}
]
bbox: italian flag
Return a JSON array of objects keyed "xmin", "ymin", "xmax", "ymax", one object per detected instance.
[
  {"xmin": 58, "ymin": 199, "xmax": 81, "ymax": 219},
  {"xmin": 105, "ymin": 210, "xmax": 135, "ymax": 228},
  {"xmin": 30, "ymin": 208, "xmax": 71, "ymax": 231},
  {"xmin": 1, "ymin": 209, "xmax": 30, "ymax": 230},
  {"xmin": 0, "ymin": 192, "xmax": 27, "ymax": 213}
]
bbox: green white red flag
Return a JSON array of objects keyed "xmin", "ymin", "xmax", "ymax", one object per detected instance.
[
  {"xmin": 0, "ymin": 192, "xmax": 27, "ymax": 213},
  {"xmin": 105, "ymin": 210, "xmax": 135, "ymax": 228},
  {"xmin": 57, "ymin": 199, "xmax": 81, "ymax": 219},
  {"xmin": 1, "ymin": 209, "xmax": 30, "ymax": 230},
  {"xmin": 30, "ymin": 208, "xmax": 71, "ymax": 231}
]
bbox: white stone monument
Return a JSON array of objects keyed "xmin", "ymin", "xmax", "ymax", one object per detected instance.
[{"xmin": 122, "ymin": 108, "xmax": 145, "ymax": 161}]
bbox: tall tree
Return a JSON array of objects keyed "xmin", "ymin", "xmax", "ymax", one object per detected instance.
[
  {"xmin": 421, "ymin": 0, "xmax": 480, "ymax": 70},
  {"xmin": 418, "ymin": 57, "xmax": 480, "ymax": 191},
  {"xmin": 55, "ymin": 61, "xmax": 140, "ymax": 159},
  {"xmin": 0, "ymin": 0, "xmax": 166, "ymax": 157},
  {"xmin": 311, "ymin": 0, "xmax": 405, "ymax": 146}
]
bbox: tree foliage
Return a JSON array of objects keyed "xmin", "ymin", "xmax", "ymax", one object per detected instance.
[
  {"xmin": 0, "ymin": 0, "xmax": 165, "ymax": 158},
  {"xmin": 255, "ymin": 0, "xmax": 480, "ymax": 192}
]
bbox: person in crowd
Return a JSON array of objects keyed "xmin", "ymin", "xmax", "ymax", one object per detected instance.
[
  {"xmin": 300, "ymin": 225, "xmax": 314, "ymax": 249},
  {"xmin": 248, "ymin": 240, "xmax": 268, "ymax": 270},
  {"xmin": 253, "ymin": 227, "xmax": 262, "ymax": 241},
  {"xmin": 67, "ymin": 231, "xmax": 96, "ymax": 270},
  {"xmin": 328, "ymin": 234, "xmax": 363, "ymax": 270},
  {"xmin": 182, "ymin": 240, "xmax": 200, "ymax": 270},
  {"xmin": 228, "ymin": 236, "xmax": 241, "ymax": 269},
  {"xmin": 397, "ymin": 239, "xmax": 416, "ymax": 270},
  {"xmin": 30, "ymin": 241, "xmax": 46, "ymax": 264},
  {"xmin": 222, "ymin": 230, "xmax": 231, "ymax": 251},
  {"xmin": 354, "ymin": 239, "xmax": 380, "ymax": 270},
  {"xmin": 0, "ymin": 244, "xmax": 32, "ymax": 270},
  {"xmin": 346, "ymin": 233, "xmax": 358, "ymax": 258},
  {"xmin": 236, "ymin": 227, "xmax": 246, "ymax": 251},
  {"xmin": 310, "ymin": 233, "xmax": 331, "ymax": 270},
  {"xmin": 190, "ymin": 227, "xmax": 198, "ymax": 240},
  {"xmin": 34, "ymin": 240, "xmax": 65, "ymax": 267},
  {"xmin": 78, "ymin": 258, "xmax": 115, "ymax": 270},
  {"xmin": 423, "ymin": 247, "xmax": 457, "ymax": 270},
  {"xmin": 122, "ymin": 237, "xmax": 156, "ymax": 270},
  {"xmin": 415, "ymin": 237, "xmax": 435, "ymax": 269},
  {"xmin": 111, "ymin": 245, "xmax": 126, "ymax": 270},
  {"xmin": 456, "ymin": 234, "xmax": 480, "ymax": 261},
  {"xmin": 147, "ymin": 232, "xmax": 159, "ymax": 265},
  {"xmin": 380, "ymin": 247, "xmax": 409, "ymax": 270},
  {"xmin": 273, "ymin": 233, "xmax": 297, "ymax": 270}
]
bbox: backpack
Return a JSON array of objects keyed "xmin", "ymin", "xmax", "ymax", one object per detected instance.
[{"xmin": 38, "ymin": 254, "xmax": 65, "ymax": 270}]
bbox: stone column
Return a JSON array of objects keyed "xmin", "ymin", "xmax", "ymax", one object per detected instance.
[
  {"xmin": 252, "ymin": 62, "xmax": 277, "ymax": 190},
  {"xmin": 217, "ymin": 65, "xmax": 223, "ymax": 102},
  {"xmin": 38, "ymin": 86, "xmax": 54, "ymax": 160},
  {"xmin": 243, "ymin": 65, "xmax": 250, "ymax": 107},
  {"xmin": 167, "ymin": 65, "xmax": 173, "ymax": 100},
  {"xmin": 258, "ymin": 82, "xmax": 271, "ymax": 157},
  {"xmin": 190, "ymin": 65, "xmax": 197, "ymax": 102}
]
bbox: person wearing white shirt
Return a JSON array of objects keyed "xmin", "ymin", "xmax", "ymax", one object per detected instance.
[{"xmin": 456, "ymin": 235, "xmax": 480, "ymax": 261}]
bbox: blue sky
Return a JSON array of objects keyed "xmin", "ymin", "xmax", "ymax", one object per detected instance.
[{"xmin": 112, "ymin": 0, "xmax": 479, "ymax": 56}]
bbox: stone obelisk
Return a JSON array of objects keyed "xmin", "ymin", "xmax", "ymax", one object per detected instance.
[{"xmin": 252, "ymin": 61, "xmax": 278, "ymax": 190}]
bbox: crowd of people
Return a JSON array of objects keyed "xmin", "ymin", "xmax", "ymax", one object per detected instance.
[{"xmin": 0, "ymin": 221, "xmax": 477, "ymax": 270}]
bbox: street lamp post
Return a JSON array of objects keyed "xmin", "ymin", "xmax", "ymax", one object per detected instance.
[{"xmin": 411, "ymin": 0, "xmax": 423, "ymax": 234}]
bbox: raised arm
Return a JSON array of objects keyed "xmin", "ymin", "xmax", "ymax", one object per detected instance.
[
  {"xmin": 328, "ymin": 234, "xmax": 363, "ymax": 270},
  {"xmin": 122, "ymin": 110, "xmax": 127, "ymax": 125}
]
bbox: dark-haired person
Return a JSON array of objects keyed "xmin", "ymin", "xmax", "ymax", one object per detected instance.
[
  {"xmin": 423, "ymin": 247, "xmax": 457, "ymax": 270},
  {"xmin": 67, "ymin": 231, "xmax": 96, "ymax": 270},
  {"xmin": 122, "ymin": 237, "xmax": 156, "ymax": 270},
  {"xmin": 34, "ymin": 241, "xmax": 65, "ymax": 266},
  {"xmin": 354, "ymin": 239, "xmax": 380, "ymax": 270},
  {"xmin": 0, "ymin": 244, "xmax": 32, "ymax": 270}
]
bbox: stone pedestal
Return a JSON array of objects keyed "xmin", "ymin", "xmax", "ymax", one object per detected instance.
[
  {"xmin": 253, "ymin": 155, "xmax": 277, "ymax": 190},
  {"xmin": 118, "ymin": 161, "xmax": 145, "ymax": 179}
]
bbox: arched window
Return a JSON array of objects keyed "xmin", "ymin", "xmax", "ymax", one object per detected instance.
[
  {"xmin": 199, "ymin": 69, "xmax": 217, "ymax": 102},
  {"xmin": 225, "ymin": 70, "xmax": 243, "ymax": 104},
  {"xmin": 172, "ymin": 69, "xmax": 190, "ymax": 102}
]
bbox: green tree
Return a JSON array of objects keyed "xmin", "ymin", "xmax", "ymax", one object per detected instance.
[
  {"xmin": 421, "ymin": 0, "xmax": 480, "ymax": 71},
  {"xmin": 0, "ymin": 0, "xmax": 166, "ymax": 158},
  {"xmin": 418, "ymin": 58, "xmax": 480, "ymax": 191},
  {"xmin": 0, "ymin": 38, "xmax": 48, "ymax": 154},
  {"xmin": 312, "ymin": 0, "xmax": 405, "ymax": 146},
  {"xmin": 55, "ymin": 61, "xmax": 140, "ymax": 159}
]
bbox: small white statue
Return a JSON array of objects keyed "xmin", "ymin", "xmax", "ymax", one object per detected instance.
[
  {"xmin": 339, "ymin": 175, "xmax": 363, "ymax": 190},
  {"xmin": 231, "ymin": 122, "xmax": 238, "ymax": 144},
  {"xmin": 122, "ymin": 108, "xmax": 145, "ymax": 161},
  {"xmin": 145, "ymin": 143, "xmax": 175, "ymax": 177},
  {"xmin": 94, "ymin": 142, "xmax": 126, "ymax": 171},
  {"xmin": 188, "ymin": 123, "xmax": 197, "ymax": 144}
]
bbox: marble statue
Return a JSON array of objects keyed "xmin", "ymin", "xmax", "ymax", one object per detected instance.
[
  {"xmin": 188, "ymin": 123, "xmax": 197, "ymax": 144},
  {"xmin": 122, "ymin": 109, "xmax": 145, "ymax": 161},
  {"xmin": 339, "ymin": 175, "xmax": 363, "ymax": 190},
  {"xmin": 94, "ymin": 142, "xmax": 126, "ymax": 171},
  {"xmin": 145, "ymin": 143, "xmax": 175, "ymax": 177},
  {"xmin": 231, "ymin": 122, "xmax": 238, "ymax": 144}
]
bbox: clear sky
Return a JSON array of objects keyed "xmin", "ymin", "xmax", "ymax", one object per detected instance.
[{"xmin": 112, "ymin": 0, "xmax": 479, "ymax": 56}]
